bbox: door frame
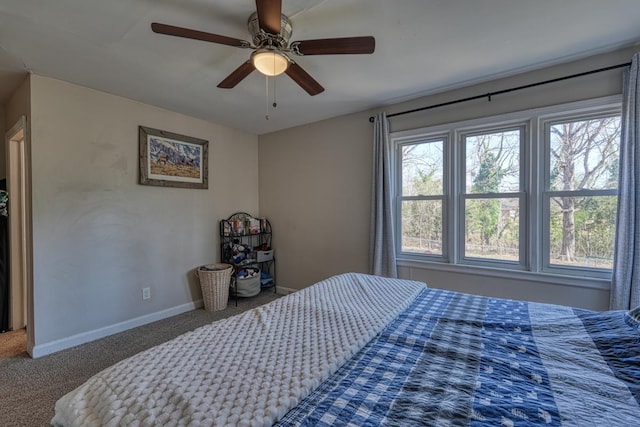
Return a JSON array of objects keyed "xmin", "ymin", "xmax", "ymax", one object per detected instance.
[{"xmin": 5, "ymin": 116, "xmax": 34, "ymax": 356}]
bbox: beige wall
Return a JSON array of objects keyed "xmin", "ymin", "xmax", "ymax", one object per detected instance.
[
  {"xmin": 398, "ymin": 266, "xmax": 609, "ymax": 309},
  {"xmin": 4, "ymin": 75, "xmax": 31, "ymax": 182},
  {"xmin": 5, "ymin": 75, "xmax": 30, "ymax": 133},
  {"xmin": 259, "ymin": 112, "xmax": 373, "ymax": 289},
  {"xmin": 386, "ymin": 48, "xmax": 633, "ymax": 134},
  {"xmin": 259, "ymin": 46, "xmax": 638, "ymax": 310},
  {"xmin": 28, "ymin": 75, "xmax": 258, "ymax": 355}
]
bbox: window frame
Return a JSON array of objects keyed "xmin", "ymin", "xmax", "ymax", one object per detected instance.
[
  {"xmin": 391, "ymin": 95, "xmax": 622, "ymax": 283},
  {"xmin": 457, "ymin": 123, "xmax": 529, "ymax": 269},
  {"xmin": 395, "ymin": 133, "xmax": 450, "ymax": 262},
  {"xmin": 540, "ymin": 109, "xmax": 622, "ymax": 278}
]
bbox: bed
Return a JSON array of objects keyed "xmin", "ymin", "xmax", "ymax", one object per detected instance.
[{"xmin": 52, "ymin": 273, "xmax": 640, "ymax": 426}]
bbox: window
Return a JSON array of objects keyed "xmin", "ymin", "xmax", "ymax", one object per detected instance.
[
  {"xmin": 393, "ymin": 97, "xmax": 621, "ymax": 279},
  {"xmin": 399, "ymin": 137, "xmax": 447, "ymax": 258},
  {"xmin": 544, "ymin": 114, "xmax": 621, "ymax": 273},
  {"xmin": 461, "ymin": 127, "xmax": 525, "ymax": 266}
]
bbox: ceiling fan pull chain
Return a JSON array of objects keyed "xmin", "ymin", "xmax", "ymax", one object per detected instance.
[
  {"xmin": 273, "ymin": 74, "xmax": 278, "ymax": 109},
  {"xmin": 265, "ymin": 75, "xmax": 270, "ymax": 120}
]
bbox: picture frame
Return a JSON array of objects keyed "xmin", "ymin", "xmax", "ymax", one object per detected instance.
[{"xmin": 139, "ymin": 126, "xmax": 209, "ymax": 189}]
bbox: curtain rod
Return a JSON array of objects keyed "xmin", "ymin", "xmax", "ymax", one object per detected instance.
[{"xmin": 368, "ymin": 62, "xmax": 631, "ymax": 123}]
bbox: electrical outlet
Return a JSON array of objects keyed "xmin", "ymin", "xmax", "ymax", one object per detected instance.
[{"xmin": 142, "ymin": 287, "xmax": 151, "ymax": 300}]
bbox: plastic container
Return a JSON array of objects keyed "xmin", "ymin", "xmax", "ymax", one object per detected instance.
[{"xmin": 256, "ymin": 250, "xmax": 274, "ymax": 262}]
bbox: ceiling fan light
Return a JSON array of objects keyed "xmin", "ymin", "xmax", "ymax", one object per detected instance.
[{"xmin": 252, "ymin": 50, "xmax": 289, "ymax": 76}]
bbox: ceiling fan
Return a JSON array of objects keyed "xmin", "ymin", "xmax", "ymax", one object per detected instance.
[{"xmin": 151, "ymin": 0, "xmax": 375, "ymax": 96}]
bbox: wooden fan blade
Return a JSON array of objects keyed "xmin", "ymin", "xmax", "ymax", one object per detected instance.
[
  {"xmin": 255, "ymin": 0, "xmax": 282, "ymax": 34},
  {"xmin": 151, "ymin": 22, "xmax": 249, "ymax": 48},
  {"xmin": 217, "ymin": 62, "xmax": 256, "ymax": 88},
  {"xmin": 291, "ymin": 36, "xmax": 375, "ymax": 55},
  {"xmin": 285, "ymin": 62, "xmax": 324, "ymax": 96}
]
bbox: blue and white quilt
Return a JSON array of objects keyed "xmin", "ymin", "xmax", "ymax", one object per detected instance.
[{"xmin": 277, "ymin": 288, "xmax": 640, "ymax": 426}]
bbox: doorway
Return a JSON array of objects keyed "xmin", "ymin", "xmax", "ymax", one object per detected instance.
[{"xmin": 3, "ymin": 116, "xmax": 33, "ymax": 357}]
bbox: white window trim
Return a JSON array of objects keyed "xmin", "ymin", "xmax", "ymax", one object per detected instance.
[
  {"xmin": 458, "ymin": 123, "xmax": 528, "ymax": 269},
  {"xmin": 395, "ymin": 133, "xmax": 450, "ymax": 262},
  {"xmin": 539, "ymin": 107, "xmax": 622, "ymax": 278},
  {"xmin": 396, "ymin": 258, "xmax": 611, "ymax": 291},
  {"xmin": 391, "ymin": 95, "xmax": 622, "ymax": 288}
]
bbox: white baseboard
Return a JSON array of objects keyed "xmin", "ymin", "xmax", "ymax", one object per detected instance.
[
  {"xmin": 275, "ymin": 285, "xmax": 297, "ymax": 295},
  {"xmin": 30, "ymin": 299, "xmax": 204, "ymax": 358}
]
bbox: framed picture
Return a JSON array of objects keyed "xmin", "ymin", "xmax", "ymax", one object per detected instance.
[{"xmin": 139, "ymin": 126, "xmax": 209, "ymax": 189}]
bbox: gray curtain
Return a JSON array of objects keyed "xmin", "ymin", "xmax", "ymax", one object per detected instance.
[
  {"xmin": 611, "ymin": 52, "xmax": 640, "ymax": 310},
  {"xmin": 370, "ymin": 112, "xmax": 397, "ymax": 278}
]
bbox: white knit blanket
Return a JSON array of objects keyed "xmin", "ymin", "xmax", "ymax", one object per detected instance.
[{"xmin": 51, "ymin": 273, "xmax": 425, "ymax": 427}]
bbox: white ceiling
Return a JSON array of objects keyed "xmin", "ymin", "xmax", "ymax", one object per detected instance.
[{"xmin": 0, "ymin": 0, "xmax": 639, "ymax": 135}]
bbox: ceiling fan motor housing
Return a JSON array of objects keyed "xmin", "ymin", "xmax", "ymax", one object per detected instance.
[
  {"xmin": 247, "ymin": 12, "xmax": 292, "ymax": 49},
  {"xmin": 151, "ymin": 0, "xmax": 374, "ymax": 96}
]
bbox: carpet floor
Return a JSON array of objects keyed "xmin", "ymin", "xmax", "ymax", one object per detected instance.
[
  {"xmin": 0, "ymin": 290, "xmax": 281, "ymax": 427},
  {"xmin": 0, "ymin": 328, "xmax": 27, "ymax": 361}
]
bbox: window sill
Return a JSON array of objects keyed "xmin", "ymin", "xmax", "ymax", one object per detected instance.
[{"xmin": 397, "ymin": 258, "xmax": 611, "ymax": 291}]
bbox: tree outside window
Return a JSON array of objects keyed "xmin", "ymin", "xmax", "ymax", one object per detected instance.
[
  {"xmin": 400, "ymin": 140, "xmax": 445, "ymax": 256},
  {"xmin": 547, "ymin": 116, "xmax": 620, "ymax": 269},
  {"xmin": 393, "ymin": 99, "xmax": 620, "ymax": 278},
  {"xmin": 463, "ymin": 129, "xmax": 521, "ymax": 263}
]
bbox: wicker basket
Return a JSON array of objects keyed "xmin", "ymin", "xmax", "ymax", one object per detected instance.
[{"xmin": 196, "ymin": 263, "xmax": 233, "ymax": 312}]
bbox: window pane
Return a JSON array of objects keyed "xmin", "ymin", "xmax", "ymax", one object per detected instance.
[
  {"xmin": 402, "ymin": 141, "xmax": 444, "ymax": 196},
  {"xmin": 549, "ymin": 196, "xmax": 616, "ymax": 269},
  {"xmin": 465, "ymin": 198, "xmax": 519, "ymax": 262},
  {"xmin": 549, "ymin": 117, "xmax": 620, "ymax": 191},
  {"xmin": 401, "ymin": 200, "xmax": 442, "ymax": 255},
  {"xmin": 465, "ymin": 130, "xmax": 520, "ymax": 193}
]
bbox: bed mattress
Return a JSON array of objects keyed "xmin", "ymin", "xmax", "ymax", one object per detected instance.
[
  {"xmin": 51, "ymin": 273, "xmax": 425, "ymax": 426},
  {"xmin": 51, "ymin": 273, "xmax": 640, "ymax": 426}
]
